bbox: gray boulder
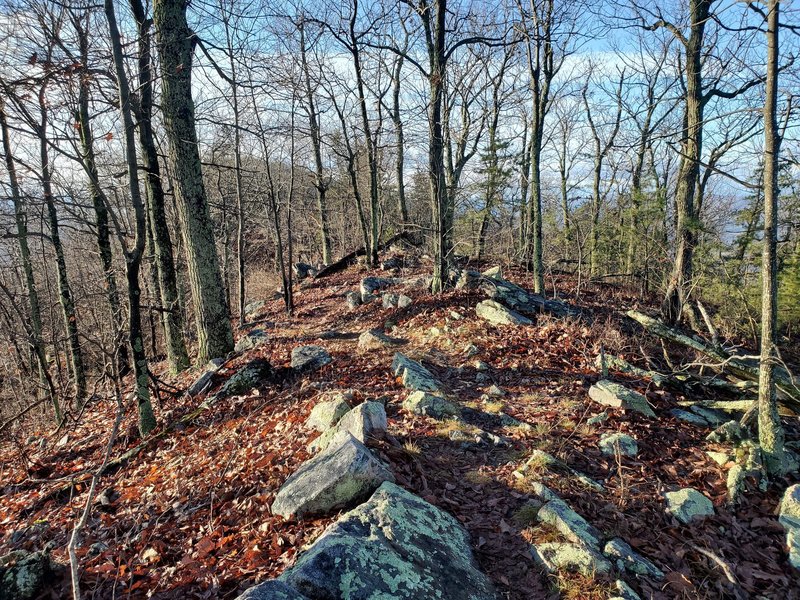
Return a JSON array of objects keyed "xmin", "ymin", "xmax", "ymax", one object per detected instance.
[
  {"xmin": 187, "ymin": 359, "xmax": 225, "ymax": 396},
  {"xmin": 357, "ymin": 329, "xmax": 400, "ymax": 352},
  {"xmin": 241, "ymin": 482, "xmax": 498, "ymax": 600},
  {"xmin": 664, "ymin": 488, "xmax": 714, "ymax": 524},
  {"xmin": 237, "ymin": 580, "xmax": 309, "ymax": 599},
  {"xmin": 213, "ymin": 359, "xmax": 273, "ymax": 400},
  {"xmin": 397, "ymin": 294, "xmax": 413, "ymax": 308},
  {"xmin": 271, "ymin": 432, "xmax": 394, "ymax": 519},
  {"xmin": 346, "ymin": 291, "xmax": 362, "ymax": 309},
  {"xmin": 0, "ymin": 550, "xmax": 54, "ymax": 600},
  {"xmin": 235, "ymin": 329, "xmax": 268, "ymax": 353},
  {"xmin": 360, "ymin": 276, "xmax": 395, "ymax": 301},
  {"xmin": 588, "ymin": 380, "xmax": 656, "ymax": 418},
  {"xmin": 382, "ymin": 292, "xmax": 399, "ymax": 309},
  {"xmin": 309, "ymin": 401, "xmax": 388, "ymax": 453},
  {"xmin": 403, "ymin": 391, "xmax": 460, "ymax": 419},
  {"xmin": 391, "ymin": 352, "xmax": 442, "ymax": 392},
  {"xmin": 475, "ymin": 300, "xmax": 532, "ymax": 326},
  {"xmin": 291, "ymin": 345, "xmax": 332, "ymax": 373},
  {"xmin": 243, "ymin": 300, "xmax": 265, "ymax": 317},
  {"xmin": 307, "ymin": 396, "xmax": 351, "ymax": 432}
]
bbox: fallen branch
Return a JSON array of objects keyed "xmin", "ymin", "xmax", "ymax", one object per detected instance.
[{"xmin": 626, "ymin": 310, "xmax": 800, "ymax": 413}]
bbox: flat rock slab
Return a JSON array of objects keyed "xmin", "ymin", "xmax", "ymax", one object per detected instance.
[
  {"xmin": 589, "ymin": 380, "xmax": 656, "ymax": 418},
  {"xmin": 271, "ymin": 432, "xmax": 394, "ymax": 519},
  {"xmin": 475, "ymin": 300, "xmax": 532, "ymax": 326},
  {"xmin": 665, "ymin": 488, "xmax": 714, "ymax": 524},
  {"xmin": 603, "ymin": 538, "xmax": 664, "ymax": 579},
  {"xmin": 291, "ymin": 345, "xmax": 332, "ymax": 373},
  {"xmin": 391, "ymin": 352, "xmax": 442, "ymax": 392},
  {"xmin": 403, "ymin": 391, "xmax": 460, "ymax": 420},
  {"xmin": 308, "ymin": 401, "xmax": 387, "ymax": 453},
  {"xmin": 306, "ymin": 397, "xmax": 351, "ymax": 432},
  {"xmin": 240, "ymin": 482, "xmax": 498, "ymax": 600},
  {"xmin": 599, "ymin": 433, "xmax": 638, "ymax": 457},
  {"xmin": 531, "ymin": 542, "xmax": 612, "ymax": 576},
  {"xmin": 780, "ymin": 484, "xmax": 800, "ymax": 570}
]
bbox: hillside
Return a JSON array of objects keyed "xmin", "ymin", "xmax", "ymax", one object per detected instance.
[{"xmin": 1, "ymin": 253, "xmax": 799, "ymax": 600}]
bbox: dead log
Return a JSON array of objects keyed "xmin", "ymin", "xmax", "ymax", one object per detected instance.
[
  {"xmin": 313, "ymin": 231, "xmax": 418, "ymax": 279},
  {"xmin": 626, "ymin": 309, "xmax": 800, "ymax": 413},
  {"xmin": 481, "ymin": 277, "xmax": 581, "ymax": 319}
]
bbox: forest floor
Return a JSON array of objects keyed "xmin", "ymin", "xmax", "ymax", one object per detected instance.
[{"xmin": 1, "ymin": 253, "xmax": 800, "ymax": 600}]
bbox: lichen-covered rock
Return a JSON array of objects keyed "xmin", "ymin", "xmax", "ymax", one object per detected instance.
[
  {"xmin": 706, "ymin": 420, "xmax": 746, "ymax": 444},
  {"xmin": 346, "ymin": 291, "xmax": 362, "ymax": 309},
  {"xmin": 599, "ymin": 432, "xmax": 638, "ymax": 457},
  {"xmin": 271, "ymin": 432, "xmax": 394, "ymax": 519},
  {"xmin": 235, "ymin": 329, "xmax": 268, "ymax": 353},
  {"xmin": 309, "ymin": 401, "xmax": 388, "ymax": 453},
  {"xmin": 530, "ymin": 542, "xmax": 612, "ymax": 576},
  {"xmin": 397, "ymin": 294, "xmax": 413, "ymax": 308},
  {"xmin": 358, "ymin": 329, "xmax": 400, "ymax": 352},
  {"xmin": 706, "ymin": 451, "xmax": 731, "ymax": 466},
  {"xmin": 587, "ymin": 411, "xmax": 609, "ymax": 425},
  {"xmin": 403, "ymin": 391, "xmax": 460, "ymax": 419},
  {"xmin": 236, "ymin": 580, "xmax": 310, "ymax": 599},
  {"xmin": 780, "ymin": 484, "xmax": 800, "ymax": 570},
  {"xmin": 603, "ymin": 538, "xmax": 664, "ymax": 579},
  {"xmin": 243, "ymin": 300, "xmax": 265, "ymax": 318},
  {"xmin": 664, "ymin": 488, "xmax": 714, "ymax": 524},
  {"xmin": 241, "ymin": 482, "xmax": 498, "ymax": 600},
  {"xmin": 726, "ymin": 464, "xmax": 746, "ymax": 504},
  {"xmin": 475, "ymin": 300, "xmax": 532, "ymax": 326},
  {"xmin": 669, "ymin": 409, "xmax": 709, "ymax": 427},
  {"xmin": 537, "ymin": 496, "xmax": 603, "ymax": 550},
  {"xmin": 588, "ymin": 380, "xmax": 655, "ymax": 418},
  {"xmin": 291, "ymin": 345, "xmax": 332, "ymax": 373},
  {"xmin": 613, "ymin": 579, "xmax": 642, "ymax": 600},
  {"xmin": 213, "ymin": 359, "xmax": 273, "ymax": 400},
  {"xmin": 391, "ymin": 353, "xmax": 442, "ymax": 392},
  {"xmin": 382, "ymin": 292, "xmax": 399, "ymax": 309},
  {"xmin": 307, "ymin": 397, "xmax": 351, "ymax": 432},
  {"xmin": 0, "ymin": 550, "xmax": 54, "ymax": 600}
]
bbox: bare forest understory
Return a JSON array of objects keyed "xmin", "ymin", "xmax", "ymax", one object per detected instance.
[{"xmin": 1, "ymin": 253, "xmax": 799, "ymax": 600}]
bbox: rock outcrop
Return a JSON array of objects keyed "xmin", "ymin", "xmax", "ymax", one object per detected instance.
[{"xmin": 241, "ymin": 482, "xmax": 498, "ymax": 600}]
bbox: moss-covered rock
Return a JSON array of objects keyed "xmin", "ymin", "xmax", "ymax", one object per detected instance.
[
  {"xmin": 530, "ymin": 542, "xmax": 612, "ymax": 576},
  {"xmin": 271, "ymin": 432, "xmax": 394, "ymax": 519},
  {"xmin": 242, "ymin": 482, "xmax": 498, "ymax": 599},
  {"xmin": 603, "ymin": 538, "xmax": 663, "ymax": 579},
  {"xmin": 588, "ymin": 380, "xmax": 655, "ymax": 418},
  {"xmin": 664, "ymin": 488, "xmax": 714, "ymax": 524},
  {"xmin": 403, "ymin": 391, "xmax": 460, "ymax": 420},
  {"xmin": 307, "ymin": 397, "xmax": 351, "ymax": 432},
  {"xmin": 0, "ymin": 550, "xmax": 54, "ymax": 600}
]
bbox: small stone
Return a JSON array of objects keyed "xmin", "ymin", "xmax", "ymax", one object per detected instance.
[
  {"xmin": 599, "ymin": 432, "xmax": 638, "ymax": 457},
  {"xmin": 449, "ymin": 311, "xmax": 464, "ymax": 320},
  {"xmin": 487, "ymin": 385, "xmax": 505, "ymax": 397},
  {"xmin": 307, "ymin": 397, "xmax": 351, "ymax": 432},
  {"xmin": 531, "ymin": 542, "xmax": 612, "ymax": 576},
  {"xmin": 603, "ymin": 538, "xmax": 664, "ymax": 579},
  {"xmin": 475, "ymin": 300, "xmax": 532, "ymax": 326},
  {"xmin": 670, "ymin": 409, "xmax": 709, "ymax": 427},
  {"xmin": 403, "ymin": 391, "xmax": 460, "ymax": 419},
  {"xmin": 382, "ymin": 292, "xmax": 399, "ymax": 309},
  {"xmin": 463, "ymin": 343, "xmax": 479, "ymax": 357},
  {"xmin": 587, "ymin": 411, "xmax": 609, "ymax": 425},
  {"xmin": 291, "ymin": 345, "xmax": 332, "ymax": 373},
  {"xmin": 614, "ymin": 579, "xmax": 642, "ymax": 600},
  {"xmin": 588, "ymin": 380, "xmax": 655, "ymax": 418},
  {"xmin": 357, "ymin": 329, "xmax": 399, "ymax": 352},
  {"xmin": 706, "ymin": 451, "xmax": 731, "ymax": 466},
  {"xmin": 475, "ymin": 373, "xmax": 490, "ymax": 384},
  {"xmin": 429, "ymin": 326, "xmax": 443, "ymax": 337},
  {"xmin": 664, "ymin": 488, "xmax": 714, "ymax": 524},
  {"xmin": 474, "ymin": 360, "xmax": 490, "ymax": 371},
  {"xmin": 397, "ymin": 294, "xmax": 413, "ymax": 308},
  {"xmin": 346, "ymin": 291, "xmax": 362, "ymax": 309},
  {"xmin": 727, "ymin": 464, "xmax": 746, "ymax": 504},
  {"xmin": 779, "ymin": 485, "xmax": 800, "ymax": 570}
]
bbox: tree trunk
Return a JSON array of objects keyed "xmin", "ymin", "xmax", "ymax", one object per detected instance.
[
  {"xmin": 0, "ymin": 98, "xmax": 59, "ymax": 423},
  {"xmin": 39, "ymin": 82, "xmax": 87, "ymax": 404},
  {"xmin": 758, "ymin": 0, "xmax": 785, "ymax": 476},
  {"xmin": 153, "ymin": 0, "xmax": 234, "ymax": 362},
  {"xmin": 391, "ymin": 55, "xmax": 409, "ymax": 229},
  {"xmin": 105, "ymin": 0, "xmax": 157, "ymax": 436},
  {"xmin": 130, "ymin": 0, "xmax": 189, "ymax": 373}
]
